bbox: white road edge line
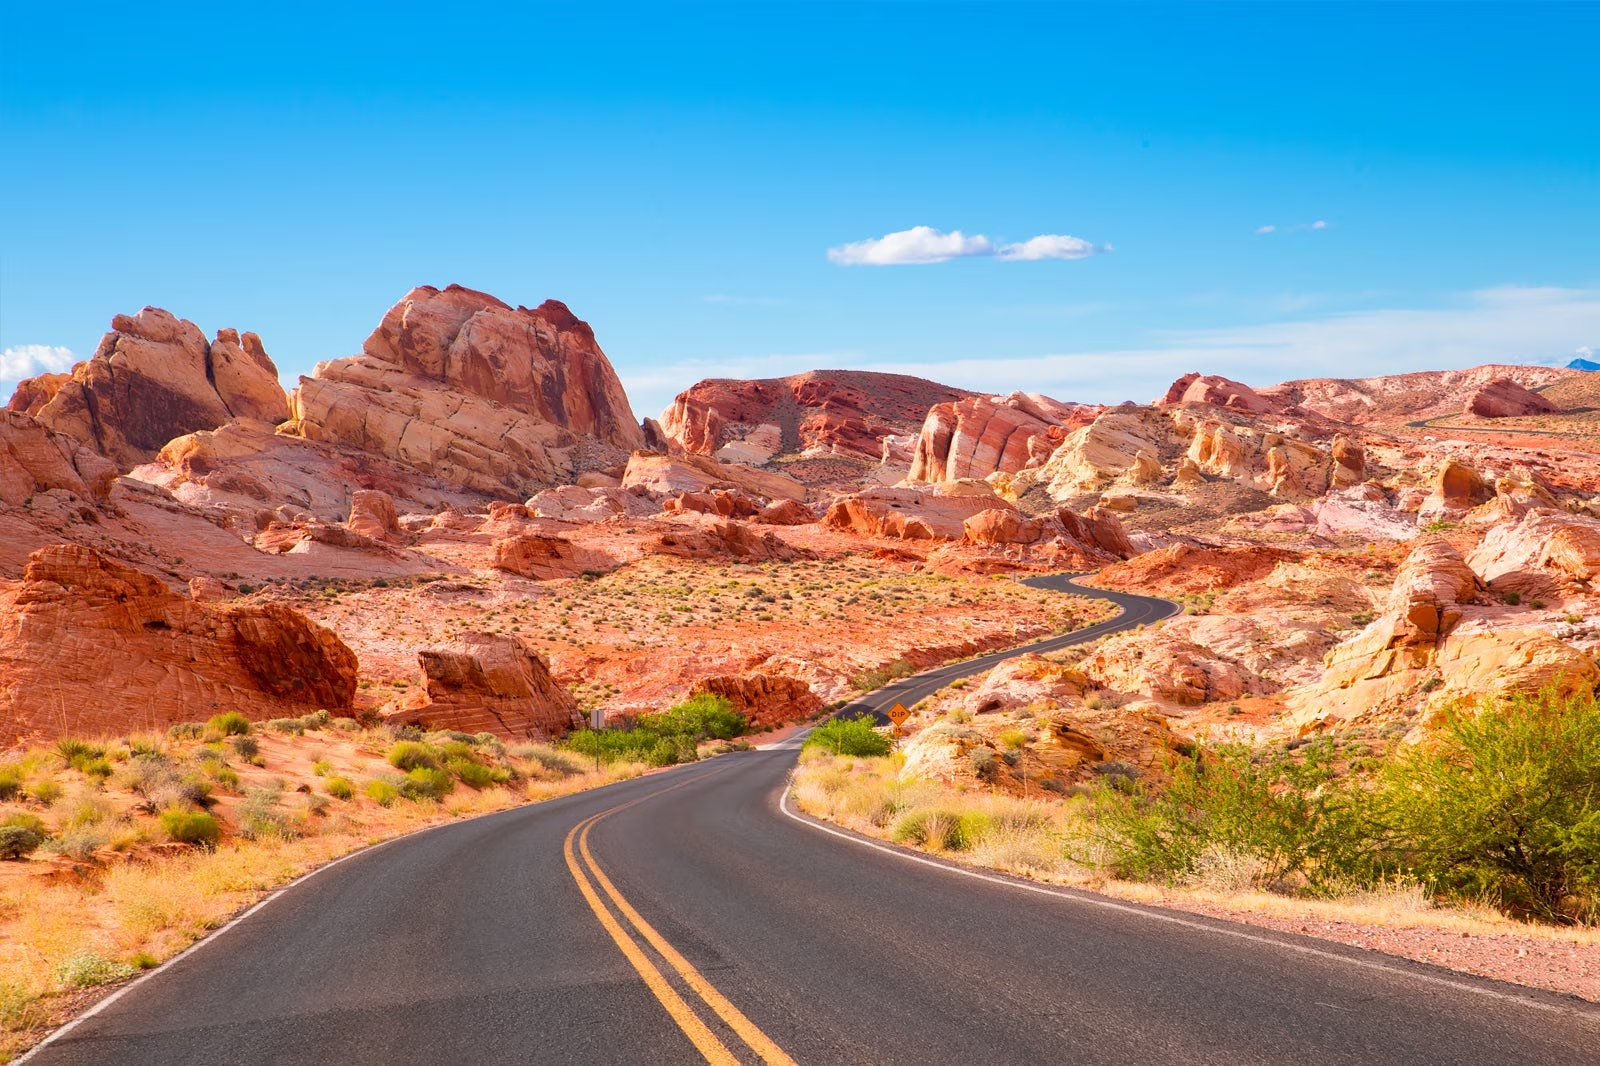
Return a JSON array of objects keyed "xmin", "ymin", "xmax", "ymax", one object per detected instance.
[{"xmin": 778, "ymin": 779, "xmax": 1600, "ymax": 1022}]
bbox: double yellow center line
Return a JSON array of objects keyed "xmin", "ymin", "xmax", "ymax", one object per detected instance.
[{"xmin": 562, "ymin": 772, "xmax": 797, "ymax": 1066}]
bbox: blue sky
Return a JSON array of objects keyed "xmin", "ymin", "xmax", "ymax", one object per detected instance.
[{"xmin": 3, "ymin": 2, "xmax": 1597, "ymax": 421}]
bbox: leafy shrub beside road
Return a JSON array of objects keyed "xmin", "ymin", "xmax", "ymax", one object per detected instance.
[
  {"xmin": 562, "ymin": 693, "xmax": 747, "ymax": 767},
  {"xmin": 802, "ymin": 715, "xmax": 893, "ymax": 757}
]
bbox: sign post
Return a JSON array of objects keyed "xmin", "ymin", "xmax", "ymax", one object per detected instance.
[{"xmin": 590, "ymin": 706, "xmax": 604, "ymax": 773}]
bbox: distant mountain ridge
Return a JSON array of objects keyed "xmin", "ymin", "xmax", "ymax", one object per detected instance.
[{"xmin": 1568, "ymin": 357, "xmax": 1600, "ymax": 371}]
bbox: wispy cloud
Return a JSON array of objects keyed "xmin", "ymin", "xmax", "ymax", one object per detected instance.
[
  {"xmin": 1, "ymin": 344, "xmax": 75, "ymax": 382},
  {"xmin": 853, "ymin": 286, "xmax": 1600, "ymax": 403},
  {"xmin": 1256, "ymin": 219, "xmax": 1329, "ymax": 235},
  {"xmin": 827, "ymin": 226, "xmax": 1107, "ymax": 266}
]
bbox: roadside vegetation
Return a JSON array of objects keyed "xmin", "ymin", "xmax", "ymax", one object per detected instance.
[
  {"xmin": 561, "ymin": 693, "xmax": 751, "ymax": 767},
  {"xmin": 797, "ymin": 686, "xmax": 1600, "ymax": 928},
  {"xmin": 0, "ymin": 717, "xmax": 651, "ymax": 1060}
]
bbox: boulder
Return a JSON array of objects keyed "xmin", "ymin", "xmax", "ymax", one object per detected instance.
[
  {"xmin": 0, "ymin": 410, "xmax": 117, "ymax": 507},
  {"xmin": 285, "ymin": 285, "xmax": 643, "ymax": 497},
  {"xmin": 1418, "ymin": 458, "xmax": 1492, "ymax": 521},
  {"xmin": 491, "ymin": 533, "xmax": 616, "ymax": 580},
  {"xmin": 1159, "ymin": 372, "xmax": 1273, "ymax": 414},
  {"xmin": 660, "ymin": 370, "xmax": 973, "ymax": 461},
  {"xmin": 823, "ymin": 485, "xmax": 1011, "ymax": 541},
  {"xmin": 346, "ymin": 489, "xmax": 402, "ymax": 539},
  {"xmin": 1330, "ymin": 434, "xmax": 1365, "ymax": 489},
  {"xmin": 14, "ymin": 308, "xmax": 289, "ymax": 470},
  {"xmin": 689, "ymin": 673, "xmax": 823, "ymax": 730},
  {"xmin": 1464, "ymin": 378, "xmax": 1560, "ymax": 419},
  {"xmin": 0, "ymin": 545, "xmax": 357, "ymax": 744},
  {"xmin": 908, "ymin": 394, "xmax": 1081, "ymax": 484},
  {"xmin": 754, "ymin": 498, "xmax": 816, "ymax": 526},
  {"xmin": 662, "ymin": 489, "xmax": 762, "ymax": 519},
  {"xmin": 653, "ymin": 518, "xmax": 814, "ymax": 562},
  {"xmin": 961, "ymin": 508, "xmax": 1042, "ymax": 546},
  {"xmin": 1466, "ymin": 510, "xmax": 1600, "ymax": 594},
  {"xmin": 408, "ymin": 632, "xmax": 581, "ymax": 739}
]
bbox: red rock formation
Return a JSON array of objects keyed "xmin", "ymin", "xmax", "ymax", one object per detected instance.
[
  {"xmin": 909, "ymin": 394, "xmax": 1090, "ymax": 484},
  {"xmin": 621, "ymin": 451, "xmax": 807, "ymax": 501},
  {"xmin": 1093, "ymin": 543, "xmax": 1298, "ymax": 595},
  {"xmin": 961, "ymin": 509, "xmax": 1042, "ymax": 546},
  {"xmin": 823, "ymin": 486, "xmax": 1012, "ymax": 541},
  {"xmin": 689, "ymin": 673, "xmax": 823, "ymax": 730},
  {"xmin": 1159, "ymin": 373, "xmax": 1273, "ymax": 414},
  {"xmin": 1463, "ymin": 378, "xmax": 1561, "ymax": 418},
  {"xmin": 653, "ymin": 519, "xmax": 814, "ymax": 562},
  {"xmin": 0, "ymin": 545, "xmax": 357, "ymax": 744},
  {"xmin": 4, "ymin": 373, "xmax": 70, "ymax": 416},
  {"xmin": 754, "ymin": 498, "xmax": 816, "ymax": 525},
  {"xmin": 13, "ymin": 308, "xmax": 289, "ymax": 469},
  {"xmin": 491, "ymin": 533, "xmax": 616, "ymax": 579},
  {"xmin": 662, "ymin": 489, "xmax": 762, "ymax": 519},
  {"xmin": 1420, "ymin": 458, "xmax": 1492, "ymax": 520},
  {"xmin": 408, "ymin": 632, "xmax": 581, "ymax": 739},
  {"xmin": 346, "ymin": 490, "xmax": 402, "ymax": 539},
  {"xmin": 0, "ymin": 410, "xmax": 117, "ymax": 507},
  {"xmin": 660, "ymin": 370, "xmax": 974, "ymax": 461},
  {"xmin": 286, "ymin": 285, "xmax": 643, "ymax": 496},
  {"xmin": 1330, "ymin": 434, "xmax": 1365, "ymax": 489}
]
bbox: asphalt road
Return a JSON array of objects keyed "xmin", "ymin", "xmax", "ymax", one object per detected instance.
[{"xmin": 24, "ymin": 577, "xmax": 1600, "ymax": 1065}]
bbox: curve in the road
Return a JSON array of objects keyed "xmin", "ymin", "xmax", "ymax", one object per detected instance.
[{"xmin": 21, "ymin": 572, "xmax": 1600, "ymax": 1065}]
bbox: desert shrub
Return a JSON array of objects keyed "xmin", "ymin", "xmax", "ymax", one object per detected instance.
[
  {"xmin": 302, "ymin": 710, "xmax": 331, "ymax": 729},
  {"xmin": 1370, "ymin": 690, "xmax": 1600, "ymax": 924},
  {"xmin": 267, "ymin": 717, "xmax": 305, "ymax": 735},
  {"xmin": 30, "ymin": 778, "xmax": 63, "ymax": 804},
  {"xmin": 304, "ymin": 792, "xmax": 331, "ymax": 816},
  {"xmin": 237, "ymin": 786, "xmax": 295, "ymax": 840},
  {"xmin": 45, "ymin": 825, "xmax": 108, "ymax": 860},
  {"xmin": 0, "ymin": 763, "xmax": 21, "ymax": 801},
  {"xmin": 853, "ymin": 659, "xmax": 917, "ymax": 692},
  {"xmin": 636, "ymin": 693, "xmax": 746, "ymax": 742},
  {"xmin": 167, "ymin": 721, "xmax": 204, "ymax": 740},
  {"xmin": 447, "ymin": 756, "xmax": 495, "ymax": 789},
  {"xmin": 1093, "ymin": 738, "xmax": 1367, "ymax": 889},
  {"xmin": 387, "ymin": 741, "xmax": 439, "ymax": 772},
  {"xmin": 208, "ymin": 712, "xmax": 252, "ymax": 736},
  {"xmin": 0, "ymin": 825, "xmax": 45, "ymax": 860},
  {"xmin": 54, "ymin": 953, "xmax": 137, "ymax": 989},
  {"xmin": 969, "ymin": 747, "xmax": 1000, "ymax": 782},
  {"xmin": 401, "ymin": 766, "xmax": 454, "ymax": 801},
  {"xmin": 997, "ymin": 729, "xmax": 1028, "ymax": 751},
  {"xmin": 311, "ymin": 760, "xmax": 333, "ymax": 777},
  {"xmin": 364, "ymin": 779, "xmax": 399, "ymax": 806},
  {"xmin": 324, "ymin": 776, "xmax": 355, "ymax": 800},
  {"xmin": 804, "ymin": 715, "xmax": 892, "ymax": 757},
  {"xmin": 892, "ymin": 809, "xmax": 990, "ymax": 851},
  {"xmin": 159, "ymin": 808, "xmax": 221, "ymax": 847},
  {"xmin": 208, "ymin": 765, "xmax": 241, "ymax": 790},
  {"xmin": 332, "ymin": 717, "xmax": 360, "ymax": 731},
  {"xmin": 517, "ymin": 744, "xmax": 588, "ymax": 776},
  {"xmin": 231, "ymin": 735, "xmax": 260, "ymax": 761}
]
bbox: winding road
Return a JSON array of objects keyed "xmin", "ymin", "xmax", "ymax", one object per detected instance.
[{"xmin": 23, "ymin": 577, "xmax": 1600, "ymax": 1064}]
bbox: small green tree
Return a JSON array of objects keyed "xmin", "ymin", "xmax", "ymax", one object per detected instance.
[
  {"xmin": 803, "ymin": 715, "xmax": 892, "ymax": 757},
  {"xmin": 1373, "ymin": 690, "xmax": 1600, "ymax": 923}
]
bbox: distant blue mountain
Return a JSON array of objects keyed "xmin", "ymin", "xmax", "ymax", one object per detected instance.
[{"xmin": 1569, "ymin": 358, "xmax": 1600, "ymax": 371}]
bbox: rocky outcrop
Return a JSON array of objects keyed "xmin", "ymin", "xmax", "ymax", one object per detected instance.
[
  {"xmin": 754, "ymin": 498, "xmax": 816, "ymax": 525},
  {"xmin": 12, "ymin": 308, "xmax": 289, "ymax": 470},
  {"xmin": 1092, "ymin": 543, "xmax": 1297, "ymax": 595},
  {"xmin": 1081, "ymin": 630, "xmax": 1251, "ymax": 706},
  {"xmin": 285, "ymin": 285, "xmax": 643, "ymax": 498},
  {"xmin": 4, "ymin": 373, "xmax": 70, "ymax": 416},
  {"xmin": 526, "ymin": 484, "xmax": 655, "ymax": 523},
  {"xmin": 1260, "ymin": 364, "xmax": 1574, "ymax": 425},
  {"xmin": 662, "ymin": 489, "xmax": 761, "ymax": 519},
  {"xmin": 1466, "ymin": 510, "xmax": 1600, "ymax": 595},
  {"xmin": 1464, "ymin": 378, "xmax": 1560, "ymax": 419},
  {"xmin": 660, "ymin": 370, "xmax": 973, "ymax": 461},
  {"xmin": 823, "ymin": 485, "xmax": 1012, "ymax": 541},
  {"xmin": 0, "ymin": 545, "xmax": 357, "ymax": 744},
  {"xmin": 907, "ymin": 393, "xmax": 1091, "ymax": 484},
  {"xmin": 408, "ymin": 632, "xmax": 581, "ymax": 739},
  {"xmin": 620, "ymin": 451, "xmax": 807, "ymax": 502},
  {"xmin": 491, "ymin": 533, "xmax": 616, "ymax": 579},
  {"xmin": 255, "ymin": 518, "xmax": 388, "ymax": 555},
  {"xmin": 1159, "ymin": 373, "xmax": 1273, "ymax": 414},
  {"xmin": 346, "ymin": 490, "xmax": 402, "ymax": 540},
  {"xmin": 960, "ymin": 504, "xmax": 1134, "ymax": 560},
  {"xmin": 1330, "ymin": 434, "xmax": 1365, "ymax": 489},
  {"xmin": 0, "ymin": 410, "xmax": 117, "ymax": 507},
  {"xmin": 1010, "ymin": 408, "xmax": 1172, "ymax": 498},
  {"xmin": 1418, "ymin": 458, "xmax": 1492, "ymax": 521},
  {"xmin": 653, "ymin": 518, "xmax": 814, "ymax": 562},
  {"xmin": 689, "ymin": 673, "xmax": 823, "ymax": 730}
]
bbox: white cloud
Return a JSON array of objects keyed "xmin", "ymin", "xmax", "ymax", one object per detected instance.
[
  {"xmin": 1, "ymin": 344, "xmax": 75, "ymax": 382},
  {"xmin": 1255, "ymin": 224, "xmax": 1276, "ymax": 234},
  {"xmin": 994, "ymin": 234, "xmax": 1103, "ymax": 261},
  {"xmin": 1256, "ymin": 220, "xmax": 1329, "ymax": 235},
  {"xmin": 852, "ymin": 286, "xmax": 1600, "ymax": 404},
  {"xmin": 827, "ymin": 226, "xmax": 1106, "ymax": 266},
  {"xmin": 1309, "ymin": 220, "xmax": 1328, "ymax": 230},
  {"xmin": 1576, "ymin": 346, "xmax": 1594, "ymax": 358},
  {"xmin": 828, "ymin": 226, "xmax": 994, "ymax": 266}
]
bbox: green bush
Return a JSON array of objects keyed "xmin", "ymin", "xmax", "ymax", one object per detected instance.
[
  {"xmin": 892, "ymin": 809, "xmax": 991, "ymax": 851},
  {"xmin": 0, "ymin": 763, "xmax": 24, "ymax": 801},
  {"xmin": 30, "ymin": 779, "xmax": 62, "ymax": 805},
  {"xmin": 311, "ymin": 760, "xmax": 333, "ymax": 777},
  {"xmin": 401, "ymin": 766, "xmax": 455, "ymax": 801},
  {"xmin": 364, "ymin": 779, "xmax": 400, "ymax": 806},
  {"xmin": 54, "ymin": 953, "xmax": 136, "ymax": 989},
  {"xmin": 387, "ymin": 741, "xmax": 438, "ymax": 772},
  {"xmin": 0, "ymin": 826, "xmax": 45, "ymax": 860},
  {"xmin": 158, "ymin": 808, "xmax": 221, "ymax": 848},
  {"xmin": 636, "ymin": 693, "xmax": 746, "ymax": 742},
  {"xmin": 1371, "ymin": 691, "xmax": 1600, "ymax": 923},
  {"xmin": 324, "ymin": 776, "xmax": 355, "ymax": 800},
  {"xmin": 231, "ymin": 735, "xmax": 260, "ymax": 759},
  {"xmin": 803, "ymin": 715, "xmax": 892, "ymax": 757},
  {"xmin": 237, "ymin": 786, "xmax": 294, "ymax": 840},
  {"xmin": 208, "ymin": 712, "xmax": 251, "ymax": 736},
  {"xmin": 1094, "ymin": 738, "xmax": 1367, "ymax": 889}
]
